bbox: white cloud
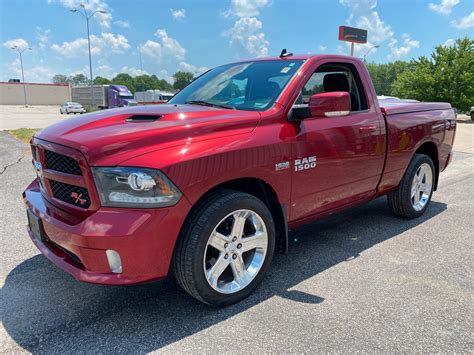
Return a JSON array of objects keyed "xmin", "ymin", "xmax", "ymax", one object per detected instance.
[
  {"xmin": 8, "ymin": 58, "xmax": 56, "ymax": 83},
  {"xmin": 224, "ymin": 0, "xmax": 270, "ymax": 58},
  {"xmin": 119, "ymin": 66, "xmax": 149, "ymax": 77},
  {"xmin": 114, "ymin": 20, "xmax": 130, "ymax": 29},
  {"xmin": 94, "ymin": 58, "xmax": 112, "ymax": 77},
  {"xmin": 340, "ymin": 0, "xmax": 419, "ymax": 59},
  {"xmin": 389, "ymin": 34, "xmax": 419, "ymax": 59},
  {"xmin": 170, "ymin": 8, "xmax": 186, "ymax": 20},
  {"xmin": 318, "ymin": 45, "xmax": 328, "ymax": 52},
  {"xmin": 139, "ymin": 29, "xmax": 186, "ymax": 63},
  {"xmin": 225, "ymin": 17, "xmax": 269, "ymax": 57},
  {"xmin": 179, "ymin": 62, "xmax": 208, "ymax": 74},
  {"xmin": 451, "ymin": 12, "xmax": 474, "ymax": 29},
  {"xmin": 51, "ymin": 33, "xmax": 130, "ymax": 57},
  {"xmin": 443, "ymin": 38, "xmax": 456, "ymax": 47},
  {"xmin": 138, "ymin": 29, "xmax": 204, "ymax": 79},
  {"xmin": 428, "ymin": 0, "xmax": 459, "ymax": 15},
  {"xmin": 3, "ymin": 38, "xmax": 29, "ymax": 51},
  {"xmin": 225, "ymin": 0, "xmax": 269, "ymax": 17},
  {"xmin": 48, "ymin": 0, "xmax": 112, "ymax": 31},
  {"xmin": 35, "ymin": 27, "xmax": 51, "ymax": 49}
]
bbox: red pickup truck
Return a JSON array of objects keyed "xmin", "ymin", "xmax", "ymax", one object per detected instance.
[{"xmin": 24, "ymin": 54, "xmax": 456, "ymax": 306}]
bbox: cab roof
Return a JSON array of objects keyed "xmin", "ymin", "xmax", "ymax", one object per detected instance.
[{"xmin": 232, "ymin": 54, "xmax": 362, "ymax": 63}]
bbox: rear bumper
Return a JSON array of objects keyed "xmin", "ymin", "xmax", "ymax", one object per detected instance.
[
  {"xmin": 23, "ymin": 179, "xmax": 191, "ymax": 285},
  {"xmin": 66, "ymin": 108, "xmax": 85, "ymax": 113}
]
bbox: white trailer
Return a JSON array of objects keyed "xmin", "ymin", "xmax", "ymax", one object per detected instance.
[{"xmin": 135, "ymin": 90, "xmax": 175, "ymax": 104}]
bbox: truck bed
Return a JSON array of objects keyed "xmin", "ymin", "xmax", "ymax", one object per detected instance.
[{"xmin": 380, "ymin": 101, "xmax": 452, "ymax": 116}]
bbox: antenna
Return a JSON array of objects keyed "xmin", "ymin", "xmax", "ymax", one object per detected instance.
[{"xmin": 280, "ymin": 48, "xmax": 293, "ymax": 58}]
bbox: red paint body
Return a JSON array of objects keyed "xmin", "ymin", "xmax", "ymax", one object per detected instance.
[{"xmin": 23, "ymin": 55, "xmax": 456, "ymax": 285}]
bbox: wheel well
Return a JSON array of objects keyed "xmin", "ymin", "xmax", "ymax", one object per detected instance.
[
  {"xmin": 415, "ymin": 142, "xmax": 439, "ymax": 190},
  {"xmin": 199, "ymin": 178, "xmax": 288, "ymax": 253}
]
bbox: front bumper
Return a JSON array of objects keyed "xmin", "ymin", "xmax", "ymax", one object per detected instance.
[{"xmin": 23, "ymin": 179, "xmax": 191, "ymax": 285}]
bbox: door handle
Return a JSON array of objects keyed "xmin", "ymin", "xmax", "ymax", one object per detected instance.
[{"xmin": 359, "ymin": 125, "xmax": 377, "ymax": 133}]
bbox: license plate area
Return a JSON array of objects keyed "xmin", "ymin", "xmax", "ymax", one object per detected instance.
[{"xmin": 27, "ymin": 209, "xmax": 46, "ymax": 242}]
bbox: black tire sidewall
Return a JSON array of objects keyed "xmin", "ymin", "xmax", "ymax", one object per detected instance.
[
  {"xmin": 402, "ymin": 154, "xmax": 435, "ymax": 217},
  {"xmin": 185, "ymin": 192, "xmax": 275, "ymax": 306}
]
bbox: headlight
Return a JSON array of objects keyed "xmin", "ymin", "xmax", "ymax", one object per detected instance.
[{"xmin": 92, "ymin": 167, "xmax": 182, "ymax": 208}]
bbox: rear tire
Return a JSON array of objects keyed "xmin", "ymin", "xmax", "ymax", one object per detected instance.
[
  {"xmin": 388, "ymin": 154, "xmax": 435, "ymax": 218},
  {"xmin": 174, "ymin": 190, "xmax": 275, "ymax": 307}
]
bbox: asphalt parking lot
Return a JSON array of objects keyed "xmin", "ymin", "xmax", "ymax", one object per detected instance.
[
  {"xmin": 0, "ymin": 112, "xmax": 473, "ymax": 352},
  {"xmin": 0, "ymin": 105, "xmax": 65, "ymax": 130}
]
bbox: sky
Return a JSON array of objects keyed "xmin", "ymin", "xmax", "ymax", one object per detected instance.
[{"xmin": 1, "ymin": 0, "xmax": 473, "ymax": 83}]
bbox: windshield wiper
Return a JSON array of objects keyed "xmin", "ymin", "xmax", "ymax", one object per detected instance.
[{"xmin": 185, "ymin": 100, "xmax": 235, "ymax": 110}]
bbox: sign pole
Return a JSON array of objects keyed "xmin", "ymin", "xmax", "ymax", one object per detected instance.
[{"xmin": 350, "ymin": 42, "xmax": 355, "ymax": 56}]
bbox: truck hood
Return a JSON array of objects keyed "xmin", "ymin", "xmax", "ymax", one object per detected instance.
[{"xmin": 35, "ymin": 104, "xmax": 260, "ymax": 166}]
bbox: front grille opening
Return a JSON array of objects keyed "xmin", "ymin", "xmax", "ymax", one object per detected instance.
[
  {"xmin": 47, "ymin": 240, "xmax": 85, "ymax": 269},
  {"xmin": 45, "ymin": 150, "xmax": 82, "ymax": 176},
  {"xmin": 49, "ymin": 180, "xmax": 91, "ymax": 208}
]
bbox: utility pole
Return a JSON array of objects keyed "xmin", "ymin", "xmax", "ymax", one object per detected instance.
[
  {"xmin": 11, "ymin": 46, "xmax": 32, "ymax": 107},
  {"xmin": 71, "ymin": 4, "xmax": 108, "ymax": 107},
  {"xmin": 138, "ymin": 46, "xmax": 143, "ymax": 72}
]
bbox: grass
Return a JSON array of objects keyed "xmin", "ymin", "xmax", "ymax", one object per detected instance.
[
  {"xmin": 6, "ymin": 128, "xmax": 41, "ymax": 144},
  {"xmin": 84, "ymin": 105, "xmax": 100, "ymax": 112}
]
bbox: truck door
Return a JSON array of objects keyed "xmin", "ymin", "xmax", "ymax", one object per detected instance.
[{"xmin": 290, "ymin": 62, "xmax": 385, "ymax": 221}]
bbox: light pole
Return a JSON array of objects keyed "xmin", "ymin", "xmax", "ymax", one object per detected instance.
[
  {"xmin": 138, "ymin": 46, "xmax": 143, "ymax": 73},
  {"xmin": 70, "ymin": 4, "xmax": 107, "ymax": 106},
  {"xmin": 11, "ymin": 46, "xmax": 32, "ymax": 107},
  {"xmin": 363, "ymin": 45, "xmax": 380, "ymax": 64}
]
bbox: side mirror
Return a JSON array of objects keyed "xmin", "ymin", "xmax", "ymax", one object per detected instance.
[
  {"xmin": 289, "ymin": 92, "xmax": 351, "ymax": 120},
  {"xmin": 309, "ymin": 92, "xmax": 351, "ymax": 117}
]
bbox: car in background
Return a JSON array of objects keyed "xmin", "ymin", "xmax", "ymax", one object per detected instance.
[
  {"xmin": 60, "ymin": 102, "xmax": 85, "ymax": 115},
  {"xmin": 470, "ymin": 106, "xmax": 474, "ymax": 121}
]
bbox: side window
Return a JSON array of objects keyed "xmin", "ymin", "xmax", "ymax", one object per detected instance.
[
  {"xmin": 301, "ymin": 72, "xmax": 325, "ymax": 103},
  {"xmin": 299, "ymin": 64, "xmax": 368, "ymax": 111}
]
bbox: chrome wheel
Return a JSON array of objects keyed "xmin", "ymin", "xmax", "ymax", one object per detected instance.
[
  {"xmin": 411, "ymin": 163, "xmax": 433, "ymax": 211},
  {"xmin": 203, "ymin": 209, "xmax": 268, "ymax": 294}
]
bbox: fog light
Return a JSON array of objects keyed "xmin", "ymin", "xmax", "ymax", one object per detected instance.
[{"xmin": 106, "ymin": 250, "xmax": 122, "ymax": 273}]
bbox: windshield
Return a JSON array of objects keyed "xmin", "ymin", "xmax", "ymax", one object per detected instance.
[{"xmin": 169, "ymin": 60, "xmax": 304, "ymax": 111}]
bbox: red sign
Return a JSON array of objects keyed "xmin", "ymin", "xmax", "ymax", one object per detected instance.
[{"xmin": 338, "ymin": 26, "xmax": 368, "ymax": 44}]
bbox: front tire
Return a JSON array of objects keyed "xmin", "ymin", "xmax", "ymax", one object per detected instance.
[
  {"xmin": 174, "ymin": 190, "xmax": 275, "ymax": 306},
  {"xmin": 388, "ymin": 154, "xmax": 435, "ymax": 218}
]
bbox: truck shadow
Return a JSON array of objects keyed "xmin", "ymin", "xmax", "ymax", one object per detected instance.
[{"xmin": 2, "ymin": 197, "xmax": 446, "ymax": 352}]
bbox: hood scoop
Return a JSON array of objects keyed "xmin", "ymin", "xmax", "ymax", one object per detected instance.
[{"xmin": 126, "ymin": 114, "xmax": 163, "ymax": 122}]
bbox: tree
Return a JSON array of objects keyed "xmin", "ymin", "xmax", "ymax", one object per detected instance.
[
  {"xmin": 94, "ymin": 76, "xmax": 111, "ymax": 85},
  {"xmin": 392, "ymin": 37, "xmax": 474, "ymax": 111},
  {"xmin": 69, "ymin": 74, "xmax": 90, "ymax": 86},
  {"xmin": 366, "ymin": 61, "xmax": 412, "ymax": 96},
  {"xmin": 52, "ymin": 74, "xmax": 69, "ymax": 85},
  {"xmin": 173, "ymin": 71, "xmax": 194, "ymax": 90},
  {"xmin": 111, "ymin": 73, "xmax": 136, "ymax": 93}
]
